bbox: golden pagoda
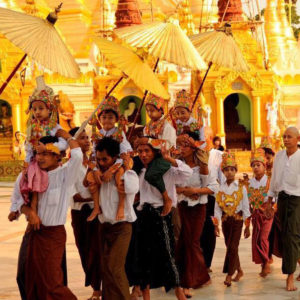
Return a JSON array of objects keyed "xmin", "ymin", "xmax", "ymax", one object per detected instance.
[{"xmin": 0, "ymin": 0, "xmax": 300, "ymax": 179}]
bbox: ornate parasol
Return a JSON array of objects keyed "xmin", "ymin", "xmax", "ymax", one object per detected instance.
[
  {"xmin": 114, "ymin": 20, "xmax": 207, "ymax": 70},
  {"xmin": 114, "ymin": 20, "xmax": 207, "ymax": 138},
  {"xmin": 0, "ymin": 4, "xmax": 80, "ymax": 95},
  {"xmin": 189, "ymin": 23, "xmax": 249, "ymax": 109},
  {"xmin": 74, "ymin": 37, "xmax": 169, "ymax": 138}
]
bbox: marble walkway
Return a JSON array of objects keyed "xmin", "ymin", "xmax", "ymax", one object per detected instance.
[{"xmin": 0, "ymin": 183, "xmax": 300, "ymax": 300}]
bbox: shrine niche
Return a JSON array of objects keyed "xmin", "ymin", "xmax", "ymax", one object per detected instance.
[{"xmin": 0, "ymin": 99, "xmax": 13, "ymax": 138}]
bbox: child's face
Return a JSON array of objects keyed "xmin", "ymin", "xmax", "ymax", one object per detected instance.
[
  {"xmin": 96, "ymin": 149, "xmax": 116, "ymax": 171},
  {"xmin": 175, "ymin": 107, "xmax": 190, "ymax": 123},
  {"xmin": 214, "ymin": 139, "xmax": 220, "ymax": 146},
  {"xmin": 146, "ymin": 104, "xmax": 163, "ymax": 121},
  {"xmin": 265, "ymin": 153, "xmax": 274, "ymax": 163},
  {"xmin": 31, "ymin": 101, "xmax": 50, "ymax": 122},
  {"xmin": 223, "ymin": 166, "xmax": 237, "ymax": 181},
  {"xmin": 100, "ymin": 111, "xmax": 117, "ymax": 131},
  {"xmin": 251, "ymin": 161, "xmax": 265, "ymax": 177}
]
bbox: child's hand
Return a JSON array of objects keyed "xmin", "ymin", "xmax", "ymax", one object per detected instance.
[
  {"xmin": 8, "ymin": 211, "xmax": 19, "ymax": 222},
  {"xmin": 102, "ymin": 163, "xmax": 121, "ymax": 182},
  {"xmin": 55, "ymin": 129, "xmax": 71, "ymax": 140},
  {"xmin": 244, "ymin": 226, "xmax": 250, "ymax": 239},
  {"xmin": 92, "ymin": 169, "xmax": 102, "ymax": 185},
  {"xmin": 27, "ymin": 209, "xmax": 41, "ymax": 231},
  {"xmin": 214, "ymin": 226, "xmax": 220, "ymax": 237}
]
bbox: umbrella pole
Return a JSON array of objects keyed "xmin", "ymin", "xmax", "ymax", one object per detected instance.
[
  {"xmin": 191, "ymin": 62, "xmax": 212, "ymax": 110},
  {"xmin": 0, "ymin": 54, "xmax": 27, "ymax": 95},
  {"xmin": 127, "ymin": 58, "xmax": 160, "ymax": 139},
  {"xmin": 106, "ymin": 76, "xmax": 123, "ymax": 97}
]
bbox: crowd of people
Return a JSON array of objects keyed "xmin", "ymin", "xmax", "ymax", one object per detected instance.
[{"xmin": 7, "ymin": 76, "xmax": 300, "ymax": 300}]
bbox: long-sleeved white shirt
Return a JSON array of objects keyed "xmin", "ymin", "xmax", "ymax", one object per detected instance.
[
  {"xmin": 143, "ymin": 117, "xmax": 177, "ymax": 150},
  {"xmin": 25, "ymin": 124, "xmax": 68, "ymax": 162},
  {"xmin": 249, "ymin": 175, "xmax": 269, "ymax": 204},
  {"xmin": 12, "ymin": 147, "xmax": 83, "ymax": 226},
  {"xmin": 208, "ymin": 148, "xmax": 224, "ymax": 190},
  {"xmin": 268, "ymin": 149, "xmax": 300, "ymax": 197},
  {"xmin": 214, "ymin": 180, "xmax": 251, "ymax": 221},
  {"xmin": 71, "ymin": 164, "xmax": 93, "ymax": 210},
  {"xmin": 177, "ymin": 166, "xmax": 208, "ymax": 206},
  {"xmin": 138, "ymin": 159, "xmax": 193, "ymax": 209},
  {"xmin": 98, "ymin": 170, "xmax": 139, "ymax": 224}
]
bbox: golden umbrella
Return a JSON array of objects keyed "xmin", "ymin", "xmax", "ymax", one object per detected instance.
[
  {"xmin": 189, "ymin": 24, "xmax": 249, "ymax": 109},
  {"xmin": 115, "ymin": 20, "xmax": 207, "ymax": 138},
  {"xmin": 75, "ymin": 37, "xmax": 169, "ymax": 137},
  {"xmin": 114, "ymin": 20, "xmax": 207, "ymax": 70},
  {"xmin": 0, "ymin": 4, "xmax": 80, "ymax": 95}
]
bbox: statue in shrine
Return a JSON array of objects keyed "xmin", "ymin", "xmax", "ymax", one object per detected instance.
[
  {"xmin": 13, "ymin": 131, "xmax": 26, "ymax": 160},
  {"xmin": 124, "ymin": 98, "xmax": 141, "ymax": 125},
  {"xmin": 0, "ymin": 101, "xmax": 13, "ymax": 137},
  {"xmin": 266, "ymin": 101, "xmax": 280, "ymax": 137}
]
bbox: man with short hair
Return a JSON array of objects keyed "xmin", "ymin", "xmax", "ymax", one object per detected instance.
[
  {"xmin": 267, "ymin": 126, "xmax": 300, "ymax": 291},
  {"xmin": 12, "ymin": 130, "xmax": 82, "ymax": 299}
]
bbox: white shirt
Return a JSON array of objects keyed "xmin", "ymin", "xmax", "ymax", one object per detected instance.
[
  {"xmin": 98, "ymin": 170, "xmax": 139, "ymax": 224},
  {"xmin": 268, "ymin": 149, "xmax": 300, "ymax": 197},
  {"xmin": 143, "ymin": 117, "xmax": 177, "ymax": 150},
  {"xmin": 10, "ymin": 173, "xmax": 23, "ymax": 213},
  {"xmin": 177, "ymin": 166, "xmax": 208, "ymax": 206},
  {"xmin": 138, "ymin": 159, "xmax": 193, "ymax": 209},
  {"xmin": 71, "ymin": 164, "xmax": 93, "ymax": 210},
  {"xmin": 25, "ymin": 124, "xmax": 68, "ymax": 162},
  {"xmin": 249, "ymin": 175, "xmax": 269, "ymax": 204},
  {"xmin": 207, "ymin": 148, "xmax": 224, "ymax": 195},
  {"xmin": 214, "ymin": 180, "xmax": 251, "ymax": 221},
  {"xmin": 176, "ymin": 117, "xmax": 205, "ymax": 142},
  {"xmin": 13, "ymin": 148, "xmax": 83, "ymax": 226},
  {"xmin": 100, "ymin": 127, "xmax": 132, "ymax": 154}
]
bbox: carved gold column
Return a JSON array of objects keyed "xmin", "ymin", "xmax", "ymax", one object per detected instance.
[
  {"xmin": 12, "ymin": 103, "xmax": 21, "ymax": 133},
  {"xmin": 252, "ymin": 92, "xmax": 263, "ymax": 148},
  {"xmin": 216, "ymin": 96, "xmax": 225, "ymax": 137}
]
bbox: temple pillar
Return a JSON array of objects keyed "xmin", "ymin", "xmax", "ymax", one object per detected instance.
[
  {"xmin": 12, "ymin": 103, "xmax": 21, "ymax": 133},
  {"xmin": 216, "ymin": 96, "xmax": 225, "ymax": 137}
]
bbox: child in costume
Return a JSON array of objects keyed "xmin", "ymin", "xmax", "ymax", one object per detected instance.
[
  {"xmin": 19, "ymin": 76, "xmax": 68, "ymax": 215},
  {"xmin": 213, "ymin": 152, "xmax": 251, "ymax": 287},
  {"xmin": 260, "ymin": 137, "xmax": 275, "ymax": 178},
  {"xmin": 173, "ymin": 89, "xmax": 205, "ymax": 143},
  {"xmin": 87, "ymin": 96, "xmax": 133, "ymax": 222},
  {"xmin": 248, "ymin": 148, "xmax": 273, "ymax": 277},
  {"xmin": 143, "ymin": 93, "xmax": 177, "ymax": 215}
]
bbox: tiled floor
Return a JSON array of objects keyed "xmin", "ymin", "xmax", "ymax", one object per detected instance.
[{"xmin": 0, "ymin": 183, "xmax": 300, "ymax": 300}]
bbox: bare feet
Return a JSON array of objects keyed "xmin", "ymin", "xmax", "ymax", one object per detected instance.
[
  {"xmin": 232, "ymin": 269, "xmax": 244, "ymax": 282},
  {"xmin": 224, "ymin": 275, "xmax": 232, "ymax": 287},
  {"xmin": 296, "ymin": 274, "xmax": 300, "ymax": 281},
  {"xmin": 88, "ymin": 289, "xmax": 102, "ymax": 300},
  {"xmin": 269, "ymin": 256, "xmax": 273, "ymax": 264},
  {"xmin": 116, "ymin": 204, "xmax": 125, "ymax": 221},
  {"xmin": 87, "ymin": 207, "xmax": 100, "ymax": 222},
  {"xmin": 259, "ymin": 263, "xmax": 271, "ymax": 278},
  {"xmin": 130, "ymin": 286, "xmax": 142, "ymax": 299},
  {"xmin": 183, "ymin": 288, "xmax": 192, "ymax": 298},
  {"xmin": 175, "ymin": 287, "xmax": 187, "ymax": 300},
  {"xmin": 142, "ymin": 287, "xmax": 150, "ymax": 300},
  {"xmin": 286, "ymin": 274, "xmax": 298, "ymax": 291},
  {"xmin": 207, "ymin": 268, "xmax": 212, "ymax": 273}
]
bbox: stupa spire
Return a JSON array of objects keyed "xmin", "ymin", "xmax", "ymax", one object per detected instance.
[{"xmin": 115, "ymin": 0, "xmax": 142, "ymax": 28}]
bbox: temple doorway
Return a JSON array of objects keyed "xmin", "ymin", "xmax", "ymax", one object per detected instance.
[{"xmin": 223, "ymin": 93, "xmax": 252, "ymax": 150}]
